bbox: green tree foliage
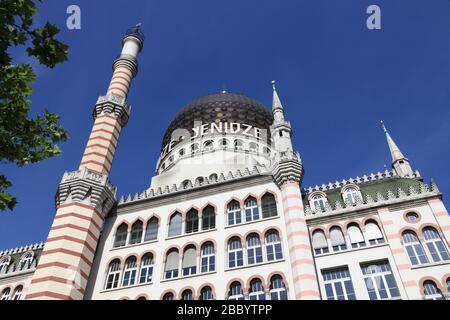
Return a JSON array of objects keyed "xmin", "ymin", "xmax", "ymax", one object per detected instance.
[{"xmin": 0, "ymin": 0, "xmax": 69, "ymax": 210}]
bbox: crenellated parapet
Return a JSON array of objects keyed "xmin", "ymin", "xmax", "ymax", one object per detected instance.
[
  {"xmin": 302, "ymin": 169, "xmax": 421, "ymax": 195},
  {"xmin": 304, "ymin": 179, "xmax": 440, "ymax": 218},
  {"xmin": 55, "ymin": 167, "xmax": 117, "ymax": 215},
  {"xmin": 118, "ymin": 164, "xmax": 271, "ymax": 205},
  {"xmin": 93, "ymin": 93, "xmax": 131, "ymax": 127}
]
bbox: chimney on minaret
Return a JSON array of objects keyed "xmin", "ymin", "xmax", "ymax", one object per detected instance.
[{"xmin": 26, "ymin": 25, "xmax": 144, "ymax": 300}]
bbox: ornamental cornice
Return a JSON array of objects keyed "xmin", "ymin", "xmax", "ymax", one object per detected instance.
[
  {"xmin": 55, "ymin": 167, "xmax": 117, "ymax": 215},
  {"xmin": 93, "ymin": 93, "xmax": 131, "ymax": 127}
]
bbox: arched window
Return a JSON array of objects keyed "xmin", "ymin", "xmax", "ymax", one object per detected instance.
[
  {"xmin": 165, "ymin": 249, "xmax": 179, "ymax": 279},
  {"xmin": 234, "ymin": 139, "xmax": 244, "ymax": 150},
  {"xmin": 185, "ymin": 208, "xmax": 199, "ymax": 234},
  {"xmin": 402, "ymin": 231, "xmax": 428, "ymax": 265},
  {"xmin": 228, "ymin": 237, "xmax": 244, "ymax": 268},
  {"xmin": 405, "ymin": 212, "xmax": 419, "ymax": 222},
  {"xmin": 137, "ymin": 296, "xmax": 147, "ymax": 300},
  {"xmin": 228, "ymin": 282, "xmax": 244, "ymax": 300},
  {"xmin": 342, "ymin": 187, "xmax": 360, "ymax": 205},
  {"xmin": 1, "ymin": 288, "xmax": 10, "ymax": 300},
  {"xmin": 249, "ymin": 279, "xmax": 265, "ymax": 300},
  {"xmin": 202, "ymin": 205, "xmax": 216, "ymax": 230},
  {"xmin": 182, "ymin": 246, "xmax": 197, "ymax": 276},
  {"xmin": 269, "ymin": 275, "xmax": 288, "ymax": 300},
  {"xmin": 19, "ymin": 252, "xmax": 33, "ymax": 270},
  {"xmin": 201, "ymin": 242, "xmax": 215, "ymax": 273},
  {"xmin": 219, "ymin": 138, "xmax": 229, "ymax": 148},
  {"xmin": 312, "ymin": 230, "xmax": 329, "ymax": 255},
  {"xmin": 423, "ymin": 280, "xmax": 444, "ymax": 300},
  {"xmin": 200, "ymin": 286, "xmax": 213, "ymax": 300},
  {"xmin": 245, "ymin": 197, "xmax": 259, "ymax": 222},
  {"xmin": 249, "ymin": 142, "xmax": 258, "ymax": 153},
  {"xmin": 105, "ymin": 259, "xmax": 121, "ymax": 290},
  {"xmin": 330, "ymin": 227, "xmax": 347, "ymax": 252},
  {"xmin": 347, "ymin": 224, "xmax": 366, "ymax": 248},
  {"xmin": 12, "ymin": 286, "xmax": 23, "ymax": 300},
  {"xmin": 311, "ymin": 194, "xmax": 327, "ymax": 212},
  {"xmin": 247, "ymin": 234, "xmax": 263, "ymax": 265},
  {"xmin": 227, "ymin": 200, "xmax": 241, "ymax": 225},
  {"xmin": 122, "ymin": 256, "xmax": 138, "ymax": 287},
  {"xmin": 191, "ymin": 143, "xmax": 200, "ymax": 153},
  {"xmin": 139, "ymin": 253, "xmax": 154, "ymax": 284},
  {"xmin": 204, "ymin": 140, "xmax": 214, "ymax": 151},
  {"xmin": 144, "ymin": 217, "xmax": 158, "ymax": 242},
  {"xmin": 261, "ymin": 193, "xmax": 277, "ymax": 218},
  {"xmin": 168, "ymin": 212, "xmax": 182, "ymax": 237},
  {"xmin": 114, "ymin": 223, "xmax": 128, "ymax": 248},
  {"xmin": 209, "ymin": 173, "xmax": 218, "ymax": 181},
  {"xmin": 195, "ymin": 176, "xmax": 204, "ymax": 185},
  {"xmin": 129, "ymin": 221, "xmax": 143, "ymax": 245},
  {"xmin": 162, "ymin": 292, "xmax": 174, "ymax": 300},
  {"xmin": 179, "ymin": 148, "xmax": 185, "ymax": 157},
  {"xmin": 365, "ymin": 221, "xmax": 385, "ymax": 245},
  {"xmin": 182, "ymin": 289, "xmax": 193, "ymax": 300},
  {"xmin": 0, "ymin": 257, "xmax": 10, "ymax": 274},
  {"xmin": 423, "ymin": 227, "xmax": 450, "ymax": 262},
  {"xmin": 182, "ymin": 180, "xmax": 191, "ymax": 189},
  {"xmin": 265, "ymin": 230, "xmax": 283, "ymax": 261}
]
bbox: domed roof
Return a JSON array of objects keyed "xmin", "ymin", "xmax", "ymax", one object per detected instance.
[{"xmin": 162, "ymin": 92, "xmax": 273, "ymax": 150}]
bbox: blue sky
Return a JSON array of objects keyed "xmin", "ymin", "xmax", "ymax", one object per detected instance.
[{"xmin": 1, "ymin": 0, "xmax": 450, "ymax": 250}]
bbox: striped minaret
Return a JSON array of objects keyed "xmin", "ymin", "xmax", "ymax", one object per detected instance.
[
  {"xmin": 270, "ymin": 82, "xmax": 321, "ymax": 300},
  {"xmin": 26, "ymin": 24, "xmax": 144, "ymax": 300}
]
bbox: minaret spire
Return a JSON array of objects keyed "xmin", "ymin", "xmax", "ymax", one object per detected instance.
[
  {"xmin": 380, "ymin": 120, "xmax": 413, "ymax": 177},
  {"xmin": 270, "ymin": 81, "xmax": 320, "ymax": 300},
  {"xmin": 272, "ymin": 80, "xmax": 285, "ymax": 123},
  {"xmin": 26, "ymin": 25, "xmax": 144, "ymax": 300}
]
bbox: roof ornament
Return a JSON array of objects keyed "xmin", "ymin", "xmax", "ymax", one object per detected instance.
[{"xmin": 271, "ymin": 80, "xmax": 284, "ymax": 112}]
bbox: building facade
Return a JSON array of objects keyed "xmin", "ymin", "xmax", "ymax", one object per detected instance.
[{"xmin": 1, "ymin": 26, "xmax": 450, "ymax": 300}]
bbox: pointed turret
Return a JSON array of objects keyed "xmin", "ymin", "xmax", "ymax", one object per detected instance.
[
  {"xmin": 272, "ymin": 80, "xmax": 285, "ymax": 123},
  {"xmin": 381, "ymin": 120, "xmax": 413, "ymax": 177}
]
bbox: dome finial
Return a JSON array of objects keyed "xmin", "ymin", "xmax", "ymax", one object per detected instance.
[
  {"xmin": 380, "ymin": 120, "xmax": 387, "ymax": 133},
  {"xmin": 271, "ymin": 80, "xmax": 276, "ymax": 91}
]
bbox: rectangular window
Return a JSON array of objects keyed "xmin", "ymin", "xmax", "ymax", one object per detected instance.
[
  {"xmin": 321, "ymin": 267, "xmax": 356, "ymax": 300},
  {"xmin": 201, "ymin": 255, "xmax": 215, "ymax": 273},
  {"xmin": 165, "ymin": 269, "xmax": 178, "ymax": 279},
  {"xmin": 360, "ymin": 260, "xmax": 400, "ymax": 300},
  {"xmin": 228, "ymin": 250, "xmax": 243, "ymax": 268},
  {"xmin": 139, "ymin": 266, "xmax": 153, "ymax": 284},
  {"xmin": 182, "ymin": 266, "xmax": 196, "ymax": 276},
  {"xmin": 122, "ymin": 269, "xmax": 136, "ymax": 287},
  {"xmin": 106, "ymin": 273, "xmax": 119, "ymax": 289}
]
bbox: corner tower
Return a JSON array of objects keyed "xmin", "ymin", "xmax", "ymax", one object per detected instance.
[
  {"xmin": 270, "ymin": 82, "xmax": 320, "ymax": 299},
  {"xmin": 26, "ymin": 25, "xmax": 144, "ymax": 300}
]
